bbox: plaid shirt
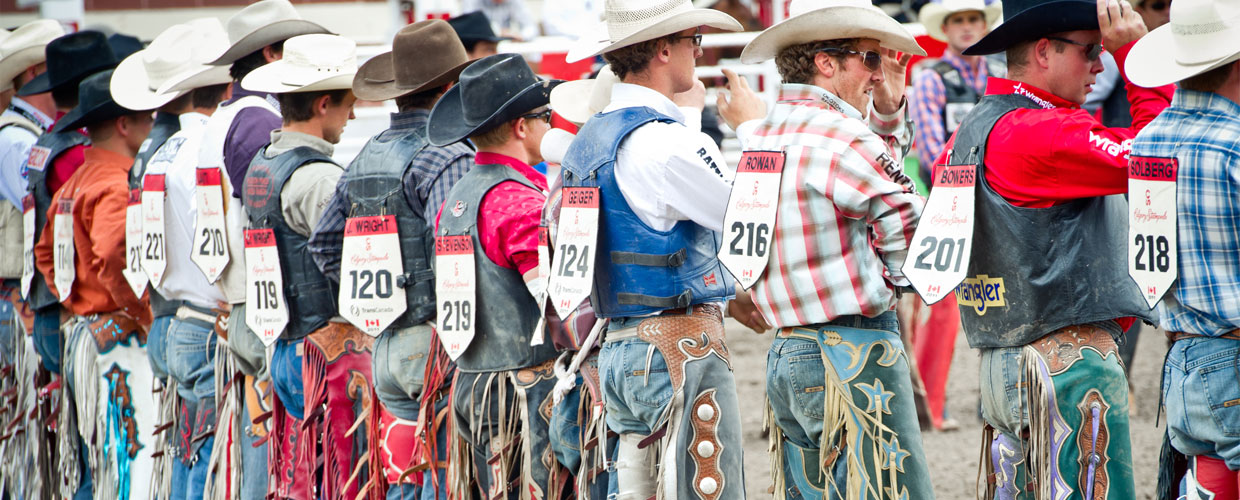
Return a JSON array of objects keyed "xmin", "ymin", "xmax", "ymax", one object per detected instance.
[
  {"xmin": 911, "ymin": 51, "xmax": 991, "ymax": 169},
  {"xmin": 747, "ymin": 84, "xmax": 923, "ymax": 328},
  {"xmin": 1138, "ymin": 90, "xmax": 1240, "ymax": 336}
]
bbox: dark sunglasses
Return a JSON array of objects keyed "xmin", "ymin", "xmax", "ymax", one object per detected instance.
[
  {"xmin": 818, "ymin": 48, "xmax": 883, "ymax": 72},
  {"xmin": 1047, "ymin": 36, "xmax": 1103, "ymax": 62},
  {"xmin": 675, "ymin": 33, "xmax": 704, "ymax": 47},
  {"xmin": 521, "ymin": 109, "xmax": 553, "ymax": 123},
  {"xmin": 1143, "ymin": 0, "xmax": 1170, "ymax": 10}
]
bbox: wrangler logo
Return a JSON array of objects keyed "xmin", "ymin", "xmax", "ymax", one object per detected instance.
[{"xmin": 955, "ymin": 275, "xmax": 1007, "ymax": 316}]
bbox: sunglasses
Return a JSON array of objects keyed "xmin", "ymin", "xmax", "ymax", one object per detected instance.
[
  {"xmin": 818, "ymin": 48, "xmax": 883, "ymax": 72},
  {"xmin": 1047, "ymin": 36, "xmax": 1103, "ymax": 62},
  {"xmin": 521, "ymin": 109, "xmax": 553, "ymax": 123},
  {"xmin": 675, "ymin": 33, "xmax": 704, "ymax": 47},
  {"xmin": 1143, "ymin": 0, "xmax": 1170, "ymax": 10}
]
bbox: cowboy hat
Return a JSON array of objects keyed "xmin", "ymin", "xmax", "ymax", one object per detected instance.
[
  {"xmin": 549, "ymin": 65, "xmax": 619, "ymax": 125},
  {"xmin": 208, "ymin": 0, "xmax": 331, "ymax": 66},
  {"xmin": 111, "ymin": 19, "xmax": 232, "ymax": 111},
  {"xmin": 16, "ymin": 30, "xmax": 118, "ymax": 97},
  {"xmin": 241, "ymin": 34, "xmax": 357, "ymax": 94},
  {"xmin": 963, "ymin": 0, "xmax": 1096, "ymax": 55},
  {"xmin": 0, "ymin": 20, "xmax": 66, "ymax": 90},
  {"xmin": 448, "ymin": 11, "xmax": 511, "ymax": 44},
  {"xmin": 566, "ymin": 0, "xmax": 743, "ymax": 63},
  {"xmin": 427, "ymin": 53, "xmax": 563, "ymax": 146},
  {"xmin": 155, "ymin": 19, "xmax": 234, "ymax": 95},
  {"xmin": 741, "ymin": 0, "xmax": 926, "ymax": 64},
  {"xmin": 919, "ymin": 0, "xmax": 1003, "ymax": 43},
  {"xmin": 353, "ymin": 20, "xmax": 471, "ymax": 102},
  {"xmin": 53, "ymin": 69, "xmax": 141, "ymax": 133},
  {"xmin": 1125, "ymin": 0, "xmax": 1240, "ymax": 87}
]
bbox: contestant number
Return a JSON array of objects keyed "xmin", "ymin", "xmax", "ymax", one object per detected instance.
[
  {"xmin": 348, "ymin": 269, "xmax": 393, "ymax": 299},
  {"xmin": 56, "ymin": 243, "xmax": 72, "ymax": 269},
  {"xmin": 252, "ymin": 280, "xmax": 279, "ymax": 310},
  {"xmin": 198, "ymin": 228, "xmax": 225, "ymax": 256},
  {"xmin": 555, "ymin": 244, "xmax": 590, "ymax": 278},
  {"xmin": 913, "ymin": 236, "xmax": 967, "ymax": 273},
  {"xmin": 1133, "ymin": 234, "xmax": 1170, "ymax": 273},
  {"xmin": 440, "ymin": 300, "xmax": 472, "ymax": 331},
  {"xmin": 728, "ymin": 221, "xmax": 770, "ymax": 257},
  {"xmin": 144, "ymin": 232, "xmax": 164, "ymax": 260}
]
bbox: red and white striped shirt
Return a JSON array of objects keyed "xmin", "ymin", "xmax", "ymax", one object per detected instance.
[{"xmin": 746, "ymin": 84, "xmax": 923, "ymax": 328}]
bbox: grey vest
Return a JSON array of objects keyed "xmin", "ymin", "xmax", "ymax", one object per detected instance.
[
  {"xmin": 951, "ymin": 93, "xmax": 1155, "ymax": 348},
  {"xmin": 437, "ymin": 164, "xmax": 556, "ymax": 373},
  {"xmin": 129, "ymin": 112, "xmax": 182, "ymax": 317},
  {"xmin": 26, "ymin": 129, "xmax": 88, "ymax": 310},
  {"xmin": 931, "ymin": 59, "xmax": 1002, "ymax": 132}
]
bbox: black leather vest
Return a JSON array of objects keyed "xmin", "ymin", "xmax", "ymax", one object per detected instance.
[
  {"xmin": 950, "ymin": 94, "xmax": 1156, "ymax": 348},
  {"xmin": 437, "ymin": 164, "xmax": 556, "ymax": 373},
  {"xmin": 243, "ymin": 146, "xmax": 339, "ymax": 339},
  {"xmin": 933, "ymin": 61, "xmax": 985, "ymax": 133},
  {"xmin": 25, "ymin": 130, "xmax": 88, "ymax": 310},
  {"xmin": 129, "ymin": 112, "xmax": 182, "ymax": 317}
]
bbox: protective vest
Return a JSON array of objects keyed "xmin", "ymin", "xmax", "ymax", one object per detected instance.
[
  {"xmin": 243, "ymin": 146, "xmax": 338, "ymax": 340},
  {"xmin": 950, "ymin": 93, "xmax": 1155, "ymax": 348},
  {"xmin": 561, "ymin": 107, "xmax": 734, "ymax": 318},
  {"xmin": 931, "ymin": 59, "xmax": 1002, "ymax": 133},
  {"xmin": 129, "ymin": 112, "xmax": 182, "ymax": 317},
  {"xmin": 437, "ymin": 164, "xmax": 556, "ymax": 373},
  {"xmin": 0, "ymin": 114, "xmax": 42, "ymax": 279},
  {"xmin": 343, "ymin": 127, "xmax": 435, "ymax": 329},
  {"xmin": 26, "ymin": 129, "xmax": 89, "ymax": 310}
]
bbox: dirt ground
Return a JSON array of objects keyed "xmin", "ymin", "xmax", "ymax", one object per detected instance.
[{"xmin": 724, "ymin": 319, "xmax": 1167, "ymax": 499}]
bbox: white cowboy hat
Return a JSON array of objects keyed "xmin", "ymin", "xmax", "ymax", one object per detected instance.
[
  {"xmin": 919, "ymin": 0, "xmax": 1003, "ymax": 43},
  {"xmin": 741, "ymin": 0, "xmax": 926, "ymax": 64},
  {"xmin": 566, "ymin": 0, "xmax": 743, "ymax": 63},
  {"xmin": 1125, "ymin": 0, "xmax": 1240, "ymax": 87},
  {"xmin": 0, "ymin": 20, "xmax": 66, "ymax": 90},
  {"xmin": 209, "ymin": 0, "xmax": 330, "ymax": 66},
  {"xmin": 550, "ymin": 65, "xmax": 620, "ymax": 125},
  {"xmin": 241, "ymin": 34, "xmax": 357, "ymax": 94},
  {"xmin": 111, "ymin": 19, "xmax": 232, "ymax": 111}
]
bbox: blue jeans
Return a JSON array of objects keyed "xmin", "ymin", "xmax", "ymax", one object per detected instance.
[
  {"xmin": 33, "ymin": 306, "xmax": 60, "ymax": 373},
  {"xmin": 271, "ymin": 338, "xmax": 305, "ymax": 420},
  {"xmin": 1163, "ymin": 337, "xmax": 1240, "ymax": 468},
  {"xmin": 147, "ymin": 314, "xmax": 175, "ymax": 381},
  {"xmin": 166, "ymin": 316, "xmax": 217, "ymax": 500},
  {"xmin": 372, "ymin": 323, "xmax": 433, "ymax": 421}
]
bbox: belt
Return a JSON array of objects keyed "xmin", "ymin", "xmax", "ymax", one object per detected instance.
[
  {"xmin": 175, "ymin": 304, "xmax": 217, "ymax": 329},
  {"xmin": 1166, "ymin": 329, "xmax": 1240, "ymax": 342},
  {"xmin": 775, "ymin": 314, "xmax": 893, "ymax": 341},
  {"xmin": 604, "ymin": 304, "xmax": 722, "ymax": 342}
]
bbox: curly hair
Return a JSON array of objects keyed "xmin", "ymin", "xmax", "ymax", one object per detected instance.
[
  {"xmin": 602, "ymin": 33, "xmax": 680, "ymax": 80},
  {"xmin": 774, "ymin": 38, "xmax": 862, "ymax": 84}
]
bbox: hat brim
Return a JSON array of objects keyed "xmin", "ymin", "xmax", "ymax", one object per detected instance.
[
  {"xmin": 52, "ymin": 99, "xmax": 133, "ymax": 133},
  {"xmin": 208, "ymin": 19, "xmax": 331, "ymax": 66},
  {"xmin": 17, "ymin": 59, "xmax": 115, "ymax": 97},
  {"xmin": 157, "ymin": 64, "xmax": 233, "ymax": 95},
  {"xmin": 963, "ymin": 0, "xmax": 1096, "ymax": 55},
  {"xmin": 0, "ymin": 46, "xmax": 48, "ymax": 91},
  {"xmin": 110, "ymin": 53, "xmax": 188, "ymax": 111},
  {"xmin": 1125, "ymin": 25, "xmax": 1240, "ymax": 88},
  {"xmin": 241, "ymin": 58, "xmax": 356, "ymax": 93},
  {"xmin": 427, "ymin": 78, "xmax": 562, "ymax": 146},
  {"xmin": 920, "ymin": 3, "xmax": 1002, "ymax": 43},
  {"xmin": 741, "ymin": 6, "xmax": 926, "ymax": 64},
  {"xmin": 549, "ymin": 78, "xmax": 596, "ymax": 125},
  {"xmin": 352, "ymin": 51, "xmax": 471, "ymax": 101},
  {"xmin": 566, "ymin": 9, "xmax": 743, "ymax": 63}
]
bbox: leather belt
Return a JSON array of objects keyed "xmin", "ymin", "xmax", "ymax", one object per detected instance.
[
  {"xmin": 1166, "ymin": 329, "xmax": 1240, "ymax": 342},
  {"xmin": 776, "ymin": 328, "xmax": 820, "ymax": 341},
  {"xmin": 604, "ymin": 304, "xmax": 722, "ymax": 342},
  {"xmin": 175, "ymin": 304, "xmax": 217, "ymax": 329}
]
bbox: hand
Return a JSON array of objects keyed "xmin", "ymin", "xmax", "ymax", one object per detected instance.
[
  {"xmin": 1098, "ymin": 0, "xmax": 1147, "ymax": 53},
  {"xmin": 872, "ymin": 48, "xmax": 913, "ymax": 115},
  {"xmin": 672, "ymin": 79, "xmax": 707, "ymax": 111},
  {"xmin": 716, "ymin": 68, "xmax": 767, "ymax": 130},
  {"xmin": 727, "ymin": 288, "xmax": 771, "ymax": 334}
]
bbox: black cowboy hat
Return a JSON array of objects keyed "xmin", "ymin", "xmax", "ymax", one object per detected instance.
[
  {"xmin": 447, "ymin": 11, "xmax": 511, "ymax": 43},
  {"xmin": 427, "ymin": 53, "xmax": 562, "ymax": 147},
  {"xmin": 108, "ymin": 33, "xmax": 143, "ymax": 60},
  {"xmin": 963, "ymin": 0, "xmax": 1099, "ymax": 55},
  {"xmin": 17, "ymin": 30, "xmax": 119, "ymax": 96},
  {"xmin": 52, "ymin": 69, "xmax": 139, "ymax": 133}
]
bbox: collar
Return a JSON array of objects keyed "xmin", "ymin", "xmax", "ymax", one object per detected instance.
[
  {"xmin": 390, "ymin": 108, "xmax": 429, "ymax": 131},
  {"xmin": 1170, "ymin": 88, "xmax": 1240, "ymax": 117},
  {"xmin": 83, "ymin": 147, "xmax": 134, "ymax": 167},
  {"xmin": 178, "ymin": 111, "xmax": 209, "ymax": 130},
  {"xmin": 604, "ymin": 83, "xmax": 687, "ymax": 124},
  {"xmin": 776, "ymin": 83, "xmax": 864, "ymax": 120},
  {"xmin": 984, "ymin": 77, "xmax": 1075, "ymax": 109},
  {"xmin": 475, "ymin": 151, "xmax": 548, "ymax": 191},
  {"xmin": 270, "ymin": 129, "xmax": 335, "ymax": 157},
  {"xmin": 154, "ymin": 111, "xmax": 181, "ymax": 129},
  {"xmin": 7, "ymin": 97, "xmax": 53, "ymax": 130}
]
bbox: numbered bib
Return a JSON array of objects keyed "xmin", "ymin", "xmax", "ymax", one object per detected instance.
[
  {"xmin": 531, "ymin": 226, "xmax": 552, "ymax": 346},
  {"xmin": 903, "ymin": 164, "xmax": 977, "ymax": 304},
  {"xmin": 52, "ymin": 198, "xmax": 75, "ymax": 302},
  {"xmin": 192, "ymin": 168, "xmax": 230, "ymax": 283},
  {"xmin": 434, "ymin": 235, "xmax": 476, "ymax": 360},
  {"xmin": 123, "ymin": 188, "xmax": 149, "ymax": 299},
  {"xmin": 340, "ymin": 215, "xmax": 407, "ymax": 336},
  {"xmin": 244, "ymin": 229, "xmax": 288, "ymax": 346},
  {"xmin": 547, "ymin": 187, "xmax": 599, "ymax": 319},
  {"xmin": 20, "ymin": 195, "xmax": 35, "ymax": 299},
  {"xmin": 1128, "ymin": 156, "xmax": 1178, "ymax": 309},
  {"xmin": 141, "ymin": 174, "xmax": 168, "ymax": 285},
  {"xmin": 718, "ymin": 150, "xmax": 784, "ymax": 289}
]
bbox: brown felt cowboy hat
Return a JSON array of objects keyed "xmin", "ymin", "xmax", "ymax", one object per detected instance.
[
  {"xmin": 353, "ymin": 20, "xmax": 471, "ymax": 102},
  {"xmin": 209, "ymin": 0, "xmax": 331, "ymax": 66}
]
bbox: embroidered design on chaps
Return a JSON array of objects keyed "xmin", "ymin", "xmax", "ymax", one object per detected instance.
[{"xmin": 1076, "ymin": 389, "xmax": 1111, "ymax": 498}]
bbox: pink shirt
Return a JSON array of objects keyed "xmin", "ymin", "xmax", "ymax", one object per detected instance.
[{"xmin": 437, "ymin": 152, "xmax": 546, "ymax": 274}]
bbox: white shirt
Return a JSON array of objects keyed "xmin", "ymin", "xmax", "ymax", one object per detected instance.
[{"xmin": 0, "ymin": 98, "xmax": 53, "ymax": 210}]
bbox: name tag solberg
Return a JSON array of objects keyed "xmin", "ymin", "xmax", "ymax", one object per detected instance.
[{"xmin": 955, "ymin": 274, "xmax": 1007, "ymax": 315}]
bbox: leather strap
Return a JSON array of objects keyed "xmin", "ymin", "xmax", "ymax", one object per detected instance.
[{"xmin": 1166, "ymin": 329, "xmax": 1240, "ymax": 342}]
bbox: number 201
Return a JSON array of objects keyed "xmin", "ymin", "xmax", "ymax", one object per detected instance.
[{"xmin": 913, "ymin": 236, "xmax": 966, "ymax": 273}]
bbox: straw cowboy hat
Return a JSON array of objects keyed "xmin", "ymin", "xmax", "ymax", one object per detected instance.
[
  {"xmin": 741, "ymin": 0, "xmax": 926, "ymax": 64},
  {"xmin": 353, "ymin": 20, "xmax": 471, "ymax": 102},
  {"xmin": 427, "ymin": 53, "xmax": 563, "ymax": 146},
  {"xmin": 919, "ymin": 0, "xmax": 1003, "ymax": 43},
  {"xmin": 53, "ymin": 69, "xmax": 135, "ymax": 133},
  {"xmin": 566, "ymin": 0, "xmax": 744, "ymax": 63},
  {"xmin": 1125, "ymin": 0, "xmax": 1240, "ymax": 87},
  {"xmin": 17, "ymin": 30, "xmax": 120, "ymax": 97},
  {"xmin": 549, "ymin": 65, "xmax": 620, "ymax": 125},
  {"xmin": 0, "ymin": 20, "xmax": 65, "ymax": 91},
  {"xmin": 209, "ymin": 0, "xmax": 330, "ymax": 66},
  {"xmin": 242, "ymin": 34, "xmax": 357, "ymax": 94},
  {"xmin": 111, "ymin": 19, "xmax": 232, "ymax": 111},
  {"xmin": 157, "ymin": 19, "xmax": 235, "ymax": 95},
  {"xmin": 963, "ymin": 0, "xmax": 1097, "ymax": 54}
]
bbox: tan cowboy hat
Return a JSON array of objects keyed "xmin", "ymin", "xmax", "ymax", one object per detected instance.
[
  {"xmin": 1126, "ymin": 0, "xmax": 1240, "ymax": 87},
  {"xmin": 741, "ymin": 0, "xmax": 926, "ymax": 64},
  {"xmin": 111, "ymin": 19, "xmax": 232, "ymax": 111},
  {"xmin": 550, "ymin": 65, "xmax": 620, "ymax": 125},
  {"xmin": 209, "ymin": 0, "xmax": 330, "ymax": 66},
  {"xmin": 0, "ymin": 20, "xmax": 66, "ymax": 90},
  {"xmin": 156, "ymin": 19, "xmax": 234, "ymax": 95},
  {"xmin": 566, "ymin": 0, "xmax": 744, "ymax": 63},
  {"xmin": 919, "ymin": 0, "xmax": 1002, "ymax": 43},
  {"xmin": 241, "ymin": 34, "xmax": 357, "ymax": 93},
  {"xmin": 353, "ymin": 20, "xmax": 470, "ymax": 102}
]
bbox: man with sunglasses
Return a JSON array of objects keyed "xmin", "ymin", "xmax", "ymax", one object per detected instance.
[{"xmin": 929, "ymin": 0, "xmax": 1173, "ymax": 496}]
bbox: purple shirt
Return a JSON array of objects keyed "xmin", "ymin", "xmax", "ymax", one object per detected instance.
[{"xmin": 223, "ymin": 87, "xmax": 282, "ymax": 196}]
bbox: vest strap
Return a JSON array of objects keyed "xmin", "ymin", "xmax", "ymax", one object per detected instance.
[
  {"xmin": 610, "ymin": 248, "xmax": 686, "ymax": 267},
  {"xmin": 616, "ymin": 290, "xmax": 692, "ymax": 309}
]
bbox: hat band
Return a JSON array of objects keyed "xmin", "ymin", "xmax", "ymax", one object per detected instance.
[{"xmin": 1171, "ymin": 13, "xmax": 1240, "ymax": 35}]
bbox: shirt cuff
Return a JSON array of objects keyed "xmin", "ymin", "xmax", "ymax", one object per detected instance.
[
  {"xmin": 868, "ymin": 97, "xmax": 907, "ymax": 136},
  {"xmin": 734, "ymin": 119, "xmax": 761, "ymax": 150}
]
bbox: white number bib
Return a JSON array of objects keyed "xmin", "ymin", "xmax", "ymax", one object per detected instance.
[
  {"xmin": 192, "ymin": 167, "xmax": 230, "ymax": 283},
  {"xmin": 548, "ymin": 187, "xmax": 599, "ymax": 319},
  {"xmin": 903, "ymin": 164, "xmax": 977, "ymax": 304},
  {"xmin": 1127, "ymin": 156, "xmax": 1178, "ymax": 309},
  {"xmin": 21, "ymin": 194, "xmax": 35, "ymax": 299},
  {"xmin": 123, "ymin": 188, "xmax": 149, "ymax": 299},
  {"xmin": 52, "ymin": 198, "xmax": 75, "ymax": 302},
  {"xmin": 530, "ymin": 226, "xmax": 552, "ymax": 346},
  {"xmin": 141, "ymin": 174, "xmax": 168, "ymax": 285},
  {"xmin": 244, "ymin": 228, "xmax": 288, "ymax": 346},
  {"xmin": 434, "ymin": 235, "xmax": 476, "ymax": 360},
  {"xmin": 340, "ymin": 215, "xmax": 407, "ymax": 336},
  {"xmin": 718, "ymin": 150, "xmax": 784, "ymax": 289}
]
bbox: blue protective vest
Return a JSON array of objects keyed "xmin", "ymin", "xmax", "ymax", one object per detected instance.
[{"xmin": 561, "ymin": 107, "xmax": 734, "ymax": 318}]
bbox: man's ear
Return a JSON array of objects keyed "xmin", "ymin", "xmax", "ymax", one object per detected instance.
[
  {"xmin": 315, "ymin": 93, "xmax": 332, "ymax": 117},
  {"xmin": 115, "ymin": 114, "xmax": 132, "ymax": 139},
  {"xmin": 512, "ymin": 116, "xmax": 528, "ymax": 141},
  {"xmin": 262, "ymin": 44, "xmax": 282, "ymax": 63},
  {"xmin": 1033, "ymin": 38, "xmax": 1053, "ymax": 70},
  {"xmin": 814, "ymin": 51, "xmax": 837, "ymax": 79},
  {"xmin": 657, "ymin": 38, "xmax": 675, "ymax": 64}
]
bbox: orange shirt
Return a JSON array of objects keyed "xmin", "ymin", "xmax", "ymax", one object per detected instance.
[{"xmin": 34, "ymin": 147, "xmax": 150, "ymax": 323}]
